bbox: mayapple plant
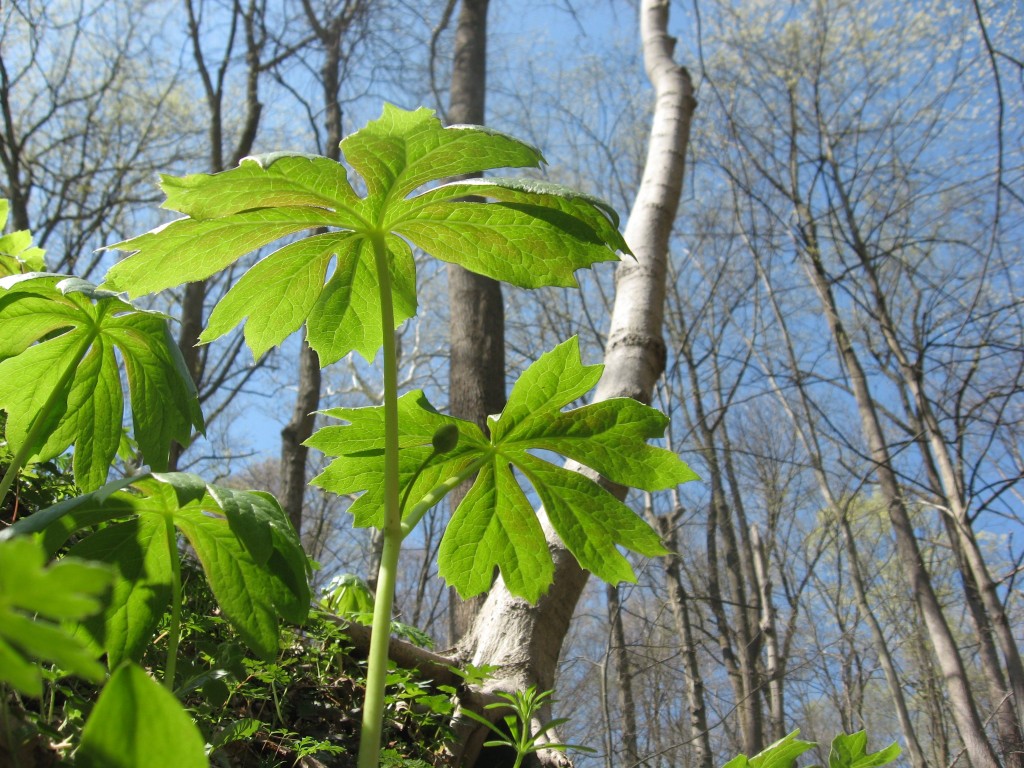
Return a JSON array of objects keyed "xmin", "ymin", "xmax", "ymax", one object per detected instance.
[
  {"xmin": 3, "ymin": 104, "xmax": 696, "ymax": 767},
  {"xmin": 101, "ymin": 104, "xmax": 696, "ymax": 766}
]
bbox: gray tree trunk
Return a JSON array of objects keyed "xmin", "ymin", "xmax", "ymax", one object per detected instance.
[
  {"xmin": 793, "ymin": 200, "xmax": 1001, "ymax": 768},
  {"xmin": 606, "ymin": 583, "xmax": 640, "ymax": 766},
  {"xmin": 654, "ymin": 513, "xmax": 713, "ymax": 768},
  {"xmin": 822, "ymin": 132, "xmax": 1024, "ymax": 764},
  {"xmin": 443, "ymin": 0, "xmax": 503, "ymax": 643},
  {"xmin": 749, "ymin": 249, "xmax": 930, "ymax": 768}
]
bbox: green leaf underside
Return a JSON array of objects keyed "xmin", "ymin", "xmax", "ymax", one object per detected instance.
[
  {"xmin": 71, "ymin": 516, "xmax": 172, "ymax": 668},
  {"xmin": 829, "ymin": 732, "xmax": 901, "ymax": 768},
  {"xmin": 340, "ymin": 105, "xmax": 544, "ymax": 201},
  {"xmin": 7, "ymin": 473, "xmax": 310, "ymax": 664},
  {"xmin": 304, "ymin": 234, "xmax": 417, "ymax": 364},
  {"xmin": 77, "ymin": 663, "xmax": 207, "ymax": 768},
  {"xmin": 160, "ymin": 154, "xmax": 362, "ymax": 219},
  {"xmin": 0, "ymin": 537, "xmax": 112, "ymax": 697},
  {"xmin": 308, "ymin": 390, "xmax": 485, "ymax": 528},
  {"xmin": 0, "ymin": 275, "xmax": 203, "ymax": 490},
  {"xmin": 440, "ymin": 462, "xmax": 554, "ymax": 600},
  {"xmin": 722, "ymin": 731, "xmax": 815, "ymax": 768},
  {"xmin": 102, "ymin": 104, "xmax": 628, "ymax": 363},
  {"xmin": 103, "ymin": 208, "xmax": 341, "ymax": 297},
  {"xmin": 202, "ymin": 233, "xmax": 340, "ymax": 360},
  {"xmin": 310, "ymin": 338, "xmax": 696, "ymax": 601}
]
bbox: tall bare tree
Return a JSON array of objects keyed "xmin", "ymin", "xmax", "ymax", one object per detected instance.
[
  {"xmin": 276, "ymin": 0, "xmax": 372, "ymax": 534},
  {"xmin": 431, "ymin": 0, "xmax": 506, "ymax": 641},
  {"xmin": 169, "ymin": 0, "xmax": 276, "ymax": 470},
  {"xmin": 693, "ymin": 1, "xmax": 1022, "ymax": 762},
  {"xmin": 453, "ymin": 2, "xmax": 696, "ymax": 764},
  {"xmin": 0, "ymin": 0, "xmax": 193, "ymax": 276}
]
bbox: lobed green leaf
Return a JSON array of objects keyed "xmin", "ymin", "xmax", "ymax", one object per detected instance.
[
  {"xmin": 721, "ymin": 731, "xmax": 816, "ymax": 768},
  {"xmin": 0, "ymin": 200, "xmax": 46, "ymax": 277},
  {"xmin": 5, "ymin": 472, "xmax": 311, "ymax": 665},
  {"xmin": 0, "ymin": 275, "xmax": 203, "ymax": 490},
  {"xmin": 312, "ymin": 337, "xmax": 696, "ymax": 601},
  {"xmin": 161, "ymin": 153, "xmax": 364, "ymax": 220},
  {"xmin": 340, "ymin": 103, "xmax": 543, "ymax": 202},
  {"xmin": 308, "ymin": 390, "xmax": 485, "ymax": 528},
  {"xmin": 102, "ymin": 104, "xmax": 628, "ymax": 364},
  {"xmin": 103, "ymin": 208, "xmax": 340, "ymax": 297},
  {"xmin": 77, "ymin": 663, "xmax": 208, "ymax": 768},
  {"xmin": 0, "ymin": 536, "xmax": 113, "ymax": 696},
  {"xmin": 828, "ymin": 732, "xmax": 901, "ymax": 768}
]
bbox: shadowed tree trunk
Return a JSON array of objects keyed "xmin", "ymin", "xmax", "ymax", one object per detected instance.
[
  {"xmin": 653, "ymin": 511, "xmax": 713, "ymax": 768},
  {"xmin": 606, "ymin": 583, "xmax": 640, "ymax": 765},
  {"xmin": 442, "ymin": 0, "xmax": 504, "ymax": 643}
]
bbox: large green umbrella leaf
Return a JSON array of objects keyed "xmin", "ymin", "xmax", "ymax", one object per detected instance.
[
  {"xmin": 102, "ymin": 104, "xmax": 629, "ymax": 365},
  {"xmin": 0, "ymin": 274, "xmax": 204, "ymax": 490},
  {"xmin": 309, "ymin": 337, "xmax": 697, "ymax": 602},
  {"xmin": 6, "ymin": 472, "xmax": 311, "ymax": 664}
]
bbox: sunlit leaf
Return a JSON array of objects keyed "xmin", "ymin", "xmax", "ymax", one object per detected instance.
[
  {"xmin": 103, "ymin": 104, "xmax": 629, "ymax": 364},
  {"xmin": 722, "ymin": 731, "xmax": 817, "ymax": 768},
  {"xmin": 6, "ymin": 472, "xmax": 311, "ymax": 664},
  {"xmin": 0, "ymin": 199, "xmax": 46, "ymax": 277},
  {"xmin": 0, "ymin": 536, "xmax": 112, "ymax": 696},
  {"xmin": 0, "ymin": 274, "xmax": 204, "ymax": 490},
  {"xmin": 77, "ymin": 663, "xmax": 207, "ymax": 768},
  {"xmin": 829, "ymin": 731, "xmax": 901, "ymax": 768},
  {"xmin": 309, "ymin": 337, "xmax": 697, "ymax": 601}
]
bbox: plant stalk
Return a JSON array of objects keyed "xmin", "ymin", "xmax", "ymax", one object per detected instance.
[
  {"xmin": 400, "ymin": 455, "xmax": 488, "ymax": 538},
  {"xmin": 357, "ymin": 232, "xmax": 403, "ymax": 768},
  {"xmin": 0, "ymin": 334, "xmax": 93, "ymax": 507},
  {"xmin": 163, "ymin": 513, "xmax": 182, "ymax": 691}
]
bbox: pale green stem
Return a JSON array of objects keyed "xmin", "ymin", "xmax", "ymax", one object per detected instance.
[
  {"xmin": 357, "ymin": 232, "xmax": 403, "ymax": 768},
  {"xmin": 46, "ymin": 671, "xmax": 57, "ymax": 723},
  {"xmin": 163, "ymin": 513, "xmax": 182, "ymax": 691},
  {"xmin": 400, "ymin": 454, "xmax": 488, "ymax": 539},
  {"xmin": 0, "ymin": 333, "xmax": 93, "ymax": 507}
]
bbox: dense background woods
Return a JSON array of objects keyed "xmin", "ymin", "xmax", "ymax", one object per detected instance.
[{"xmin": 2, "ymin": 0, "xmax": 1022, "ymax": 765}]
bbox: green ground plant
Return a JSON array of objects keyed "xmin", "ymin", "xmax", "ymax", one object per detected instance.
[
  {"xmin": 460, "ymin": 686, "xmax": 594, "ymax": 768},
  {"xmin": 722, "ymin": 730, "xmax": 900, "ymax": 768}
]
